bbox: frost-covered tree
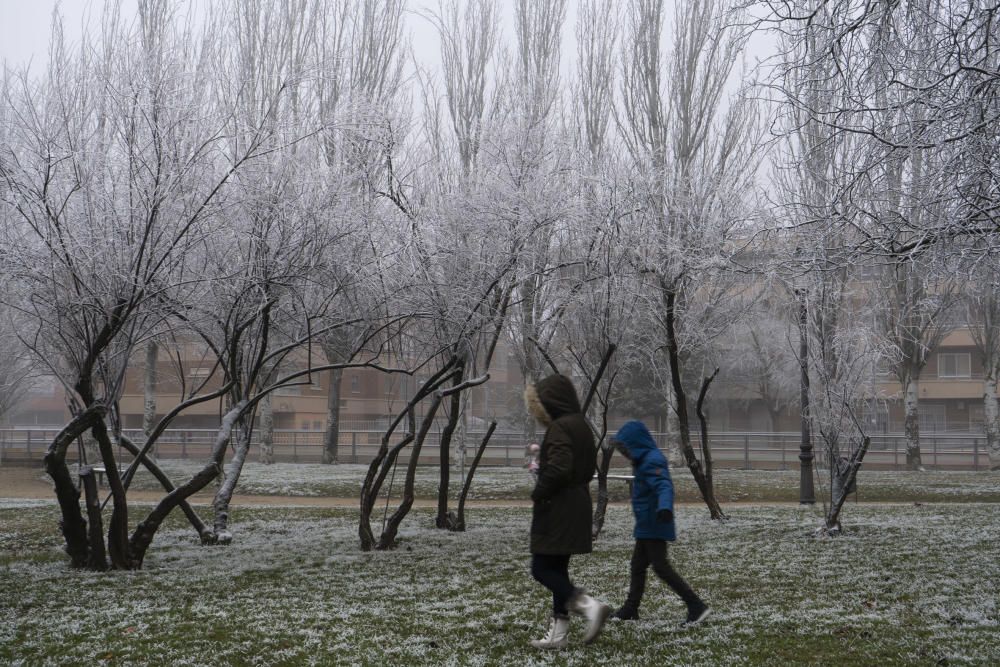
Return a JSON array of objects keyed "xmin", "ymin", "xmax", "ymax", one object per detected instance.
[
  {"xmin": 618, "ymin": 0, "xmax": 761, "ymax": 520},
  {"xmin": 964, "ymin": 266, "xmax": 1000, "ymax": 470},
  {"xmin": 0, "ymin": 1, "xmax": 329, "ymax": 569},
  {"xmin": 0, "ymin": 309, "xmax": 33, "ymax": 426},
  {"xmin": 313, "ymin": 0, "xmax": 409, "ymax": 464}
]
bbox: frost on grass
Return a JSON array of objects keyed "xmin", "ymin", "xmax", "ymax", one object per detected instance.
[
  {"xmin": 2, "ymin": 500, "xmax": 999, "ymax": 666},
  {"xmin": 109, "ymin": 460, "xmax": 1000, "ymax": 505}
]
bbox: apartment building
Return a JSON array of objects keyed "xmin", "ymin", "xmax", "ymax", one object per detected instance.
[{"xmin": 9, "ymin": 342, "xmax": 528, "ymax": 434}]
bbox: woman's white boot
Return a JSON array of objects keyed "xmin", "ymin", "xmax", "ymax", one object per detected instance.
[
  {"xmin": 569, "ymin": 590, "xmax": 612, "ymax": 644},
  {"xmin": 530, "ymin": 615, "xmax": 570, "ymax": 649}
]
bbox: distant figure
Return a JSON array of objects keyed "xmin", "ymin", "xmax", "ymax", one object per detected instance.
[
  {"xmin": 524, "ymin": 373, "xmax": 612, "ymax": 649},
  {"xmin": 525, "ymin": 442, "xmax": 540, "ymax": 478},
  {"xmin": 611, "ymin": 420, "xmax": 710, "ymax": 627}
]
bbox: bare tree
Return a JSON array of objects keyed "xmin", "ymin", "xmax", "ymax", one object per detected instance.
[
  {"xmin": 874, "ymin": 255, "xmax": 958, "ymax": 470},
  {"xmin": 0, "ymin": 309, "xmax": 34, "ymax": 426},
  {"xmin": 964, "ymin": 266, "xmax": 1000, "ymax": 470},
  {"xmin": 0, "ymin": 1, "xmax": 319, "ymax": 569},
  {"xmin": 618, "ymin": 0, "xmax": 760, "ymax": 520}
]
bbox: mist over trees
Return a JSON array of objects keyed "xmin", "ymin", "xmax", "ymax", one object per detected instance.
[{"xmin": 0, "ymin": 0, "xmax": 997, "ymax": 567}]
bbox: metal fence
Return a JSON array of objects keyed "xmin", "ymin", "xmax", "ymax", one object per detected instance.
[{"xmin": 0, "ymin": 428, "xmax": 993, "ymax": 471}]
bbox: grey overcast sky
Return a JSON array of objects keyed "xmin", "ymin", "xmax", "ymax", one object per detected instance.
[
  {"xmin": 0, "ymin": 1, "xmax": 524, "ymax": 73},
  {"xmin": 1, "ymin": 1, "xmax": 773, "ymax": 95}
]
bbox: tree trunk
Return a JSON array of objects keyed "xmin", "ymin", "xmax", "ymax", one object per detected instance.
[
  {"xmin": 358, "ymin": 360, "xmax": 459, "ymax": 550},
  {"xmin": 436, "ymin": 365, "xmax": 464, "ymax": 529},
  {"xmin": 822, "ymin": 437, "xmax": 871, "ymax": 535},
  {"xmin": 142, "ymin": 340, "xmax": 158, "ymax": 447},
  {"xmin": 79, "ymin": 467, "xmax": 109, "ymax": 571},
  {"xmin": 323, "ymin": 368, "xmax": 343, "ymax": 464},
  {"xmin": 663, "ymin": 287, "xmax": 726, "ymax": 519},
  {"xmin": 695, "ymin": 369, "xmax": 726, "ymax": 520},
  {"xmin": 377, "ymin": 394, "xmax": 444, "ymax": 549},
  {"xmin": 118, "ymin": 434, "xmax": 210, "ymax": 540},
  {"xmin": 452, "ymin": 421, "xmax": 497, "ymax": 532},
  {"xmin": 902, "ymin": 377, "xmax": 923, "ymax": 470},
  {"xmin": 130, "ymin": 402, "xmax": 245, "ymax": 567},
  {"xmin": 984, "ymin": 374, "xmax": 1000, "ymax": 471},
  {"xmin": 211, "ymin": 421, "xmax": 252, "ymax": 544},
  {"xmin": 90, "ymin": 418, "xmax": 131, "ymax": 569},
  {"xmin": 44, "ymin": 406, "xmax": 107, "ymax": 569},
  {"xmin": 591, "ymin": 441, "xmax": 616, "ymax": 539},
  {"xmin": 259, "ymin": 393, "xmax": 274, "ymax": 464}
]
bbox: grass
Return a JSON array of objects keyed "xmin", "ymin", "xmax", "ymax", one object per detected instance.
[
  {"xmin": 114, "ymin": 459, "xmax": 1000, "ymax": 504},
  {"xmin": 2, "ymin": 487, "xmax": 999, "ymax": 665}
]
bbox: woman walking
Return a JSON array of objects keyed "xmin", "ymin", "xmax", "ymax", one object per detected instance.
[{"xmin": 524, "ymin": 373, "xmax": 612, "ymax": 649}]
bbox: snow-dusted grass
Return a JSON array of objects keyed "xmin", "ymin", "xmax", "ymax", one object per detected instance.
[
  {"xmin": 2, "ymin": 500, "xmax": 998, "ymax": 666},
  {"xmin": 119, "ymin": 460, "xmax": 1000, "ymax": 503}
]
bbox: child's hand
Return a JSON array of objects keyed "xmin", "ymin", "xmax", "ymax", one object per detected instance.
[{"xmin": 656, "ymin": 509, "xmax": 673, "ymax": 523}]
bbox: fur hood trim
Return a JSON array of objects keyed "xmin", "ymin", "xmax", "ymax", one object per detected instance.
[{"xmin": 524, "ymin": 384, "xmax": 553, "ymax": 426}]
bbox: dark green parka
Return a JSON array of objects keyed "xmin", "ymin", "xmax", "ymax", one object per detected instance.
[{"xmin": 526, "ymin": 374, "xmax": 596, "ymax": 555}]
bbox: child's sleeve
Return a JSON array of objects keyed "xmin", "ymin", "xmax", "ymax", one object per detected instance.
[{"xmin": 647, "ymin": 460, "xmax": 674, "ymax": 514}]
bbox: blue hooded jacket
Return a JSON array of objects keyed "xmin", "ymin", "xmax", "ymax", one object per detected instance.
[{"xmin": 614, "ymin": 420, "xmax": 676, "ymax": 541}]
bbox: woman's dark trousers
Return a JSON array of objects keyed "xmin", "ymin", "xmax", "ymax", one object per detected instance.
[{"xmin": 531, "ymin": 553, "xmax": 575, "ymax": 617}]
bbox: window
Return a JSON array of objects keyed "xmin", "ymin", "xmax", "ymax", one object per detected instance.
[
  {"xmin": 970, "ymin": 404, "xmax": 985, "ymax": 432},
  {"xmin": 919, "ymin": 403, "xmax": 947, "ymax": 433},
  {"xmin": 350, "ymin": 374, "xmax": 360, "ymax": 393},
  {"xmin": 938, "ymin": 353, "xmax": 971, "ymax": 378}
]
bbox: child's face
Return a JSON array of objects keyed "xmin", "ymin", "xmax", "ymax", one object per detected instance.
[{"xmin": 612, "ymin": 439, "xmax": 632, "ymax": 461}]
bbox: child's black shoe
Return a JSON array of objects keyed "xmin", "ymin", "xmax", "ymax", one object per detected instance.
[{"xmin": 611, "ymin": 606, "xmax": 639, "ymax": 621}]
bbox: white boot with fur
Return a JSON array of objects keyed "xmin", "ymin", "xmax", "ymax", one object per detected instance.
[
  {"xmin": 569, "ymin": 590, "xmax": 612, "ymax": 644},
  {"xmin": 530, "ymin": 615, "xmax": 570, "ymax": 649}
]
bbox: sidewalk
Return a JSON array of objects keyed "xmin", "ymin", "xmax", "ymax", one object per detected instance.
[{"xmin": 0, "ymin": 466, "xmax": 537, "ymax": 507}]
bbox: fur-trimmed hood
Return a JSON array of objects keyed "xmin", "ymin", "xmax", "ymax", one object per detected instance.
[{"xmin": 524, "ymin": 374, "xmax": 582, "ymax": 426}]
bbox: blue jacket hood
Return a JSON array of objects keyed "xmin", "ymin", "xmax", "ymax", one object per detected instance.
[{"xmin": 614, "ymin": 420, "xmax": 659, "ymax": 460}]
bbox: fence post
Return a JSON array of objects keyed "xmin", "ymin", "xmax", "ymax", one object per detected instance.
[
  {"xmin": 506, "ymin": 439, "xmax": 510, "ymax": 466},
  {"xmin": 781, "ymin": 434, "xmax": 786, "ymax": 470},
  {"xmin": 293, "ymin": 432, "xmax": 299, "ymax": 463},
  {"xmin": 744, "ymin": 434, "xmax": 750, "ymax": 470},
  {"xmin": 933, "ymin": 437, "xmax": 938, "ymax": 467},
  {"xmin": 974, "ymin": 438, "xmax": 979, "ymax": 471},
  {"xmin": 893, "ymin": 437, "xmax": 898, "ymax": 470},
  {"xmin": 352, "ymin": 432, "xmax": 357, "ymax": 463},
  {"xmin": 26, "ymin": 430, "xmax": 32, "ymax": 460}
]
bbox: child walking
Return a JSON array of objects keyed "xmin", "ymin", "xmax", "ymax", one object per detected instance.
[{"xmin": 611, "ymin": 420, "xmax": 710, "ymax": 626}]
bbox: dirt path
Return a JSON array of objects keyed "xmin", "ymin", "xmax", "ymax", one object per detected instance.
[{"xmin": 0, "ymin": 466, "xmax": 535, "ymax": 507}]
